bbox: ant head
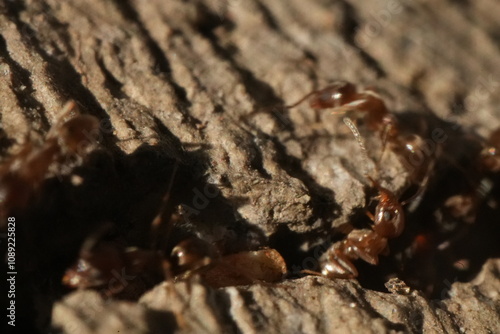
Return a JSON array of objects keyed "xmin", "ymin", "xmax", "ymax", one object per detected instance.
[{"xmin": 57, "ymin": 115, "xmax": 100, "ymax": 155}]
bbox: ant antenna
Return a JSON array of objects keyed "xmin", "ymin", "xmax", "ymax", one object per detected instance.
[
  {"xmin": 286, "ymin": 91, "xmax": 318, "ymax": 109},
  {"xmin": 343, "ymin": 117, "xmax": 379, "ymax": 180}
]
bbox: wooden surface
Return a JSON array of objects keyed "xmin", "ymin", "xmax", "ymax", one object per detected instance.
[{"xmin": 1, "ymin": 0, "xmax": 499, "ymax": 333}]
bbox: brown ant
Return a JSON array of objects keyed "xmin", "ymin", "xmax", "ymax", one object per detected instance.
[
  {"xmin": 320, "ymin": 177, "xmax": 404, "ymax": 278},
  {"xmin": 287, "ymin": 82, "xmax": 435, "ymax": 279},
  {"xmin": 438, "ymin": 127, "xmax": 500, "ymax": 226},
  {"xmin": 287, "ymin": 81, "xmax": 397, "ymax": 139},
  {"xmin": 440, "ymin": 127, "xmax": 500, "ymax": 226},
  {"xmin": 63, "ymin": 218, "xmax": 287, "ymax": 296},
  {"xmin": 288, "ymin": 81, "xmax": 435, "ymax": 205},
  {"xmin": 316, "ymin": 118, "xmax": 405, "ymax": 278},
  {"xmin": 0, "ymin": 101, "xmax": 100, "ymax": 221},
  {"xmin": 63, "ymin": 160, "xmax": 287, "ymax": 297}
]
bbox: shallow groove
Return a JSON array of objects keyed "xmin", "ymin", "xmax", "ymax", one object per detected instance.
[
  {"xmin": 190, "ymin": 8, "xmax": 294, "ymax": 131},
  {"xmin": 115, "ymin": 0, "xmax": 190, "ymax": 109},
  {"xmin": 3, "ymin": 0, "xmax": 116, "ymax": 148},
  {"xmin": 0, "ymin": 33, "xmax": 50, "ymax": 132},
  {"xmin": 338, "ymin": 0, "xmax": 387, "ymax": 78}
]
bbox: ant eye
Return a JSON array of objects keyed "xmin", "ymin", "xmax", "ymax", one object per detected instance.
[{"xmin": 383, "ymin": 210, "xmax": 393, "ymax": 221}]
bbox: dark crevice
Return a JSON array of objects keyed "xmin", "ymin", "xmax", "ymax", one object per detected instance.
[
  {"xmin": 95, "ymin": 54, "xmax": 126, "ymax": 99},
  {"xmin": 191, "ymin": 2, "xmax": 226, "ymax": 36},
  {"xmin": 0, "ymin": 127, "xmax": 15, "ymax": 155},
  {"xmin": 262, "ymin": 130, "xmax": 339, "ymax": 227},
  {"xmin": 0, "ymin": 34, "xmax": 50, "ymax": 132},
  {"xmin": 37, "ymin": 1, "xmax": 76, "ymax": 57},
  {"xmin": 254, "ymin": 0, "xmax": 280, "ymax": 31},
  {"xmin": 144, "ymin": 309, "xmax": 178, "ymax": 334},
  {"xmin": 216, "ymin": 291, "xmax": 243, "ymax": 334},
  {"xmin": 449, "ymin": 92, "xmax": 466, "ymax": 116},
  {"xmin": 3, "ymin": 0, "xmax": 117, "ymax": 150}
]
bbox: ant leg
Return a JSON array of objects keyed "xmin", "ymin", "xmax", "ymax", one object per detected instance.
[
  {"xmin": 401, "ymin": 158, "xmax": 435, "ymax": 207},
  {"xmin": 365, "ymin": 210, "xmax": 376, "ymax": 222},
  {"xmin": 378, "ymin": 119, "xmax": 394, "ymax": 163},
  {"xmin": 300, "ymin": 269, "xmax": 323, "ymax": 277},
  {"xmin": 286, "ymin": 90, "xmax": 319, "ymax": 109},
  {"xmin": 150, "ymin": 160, "xmax": 180, "ymax": 250}
]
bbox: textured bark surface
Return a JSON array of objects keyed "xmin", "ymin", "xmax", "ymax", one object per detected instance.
[
  {"xmin": 1, "ymin": 0, "xmax": 499, "ymax": 333},
  {"xmin": 53, "ymin": 259, "xmax": 500, "ymax": 334}
]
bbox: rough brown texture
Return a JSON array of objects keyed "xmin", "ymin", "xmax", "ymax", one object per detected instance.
[
  {"xmin": 1, "ymin": 0, "xmax": 499, "ymax": 333},
  {"xmin": 52, "ymin": 259, "xmax": 500, "ymax": 334}
]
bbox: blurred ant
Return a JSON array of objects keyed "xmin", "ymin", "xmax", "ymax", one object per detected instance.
[
  {"xmin": 63, "ymin": 161, "xmax": 286, "ymax": 297},
  {"xmin": 441, "ymin": 127, "xmax": 500, "ymax": 226},
  {"xmin": 64, "ymin": 229, "xmax": 286, "ymax": 296},
  {"xmin": 481, "ymin": 127, "xmax": 500, "ymax": 173},
  {"xmin": 0, "ymin": 101, "xmax": 100, "ymax": 221}
]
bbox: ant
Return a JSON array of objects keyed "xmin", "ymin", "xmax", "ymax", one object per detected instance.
[
  {"xmin": 320, "ymin": 179, "xmax": 404, "ymax": 278},
  {"xmin": 317, "ymin": 118, "xmax": 405, "ymax": 279},
  {"xmin": 63, "ymin": 230, "xmax": 287, "ymax": 295},
  {"xmin": 441, "ymin": 127, "xmax": 500, "ymax": 225},
  {"xmin": 287, "ymin": 82, "xmax": 436, "ymax": 279},
  {"xmin": 287, "ymin": 81, "xmax": 398, "ymax": 140},
  {"xmin": 0, "ymin": 101, "xmax": 100, "ymax": 221},
  {"xmin": 62, "ymin": 161, "xmax": 216, "ymax": 295},
  {"xmin": 63, "ymin": 161, "xmax": 287, "ymax": 297}
]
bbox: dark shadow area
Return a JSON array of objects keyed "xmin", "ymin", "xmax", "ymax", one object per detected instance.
[
  {"xmin": 144, "ymin": 309, "xmax": 179, "ymax": 334},
  {"xmin": 1, "ymin": 136, "xmax": 266, "ymax": 333}
]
